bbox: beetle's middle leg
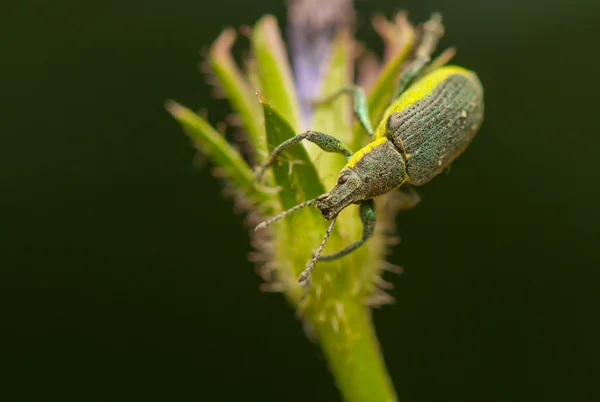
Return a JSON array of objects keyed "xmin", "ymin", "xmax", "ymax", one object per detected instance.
[
  {"xmin": 311, "ymin": 86, "xmax": 374, "ymax": 137},
  {"xmin": 319, "ymin": 199, "xmax": 376, "ymax": 261},
  {"xmin": 394, "ymin": 13, "xmax": 445, "ymax": 98},
  {"xmin": 255, "ymin": 130, "xmax": 353, "ymax": 182}
]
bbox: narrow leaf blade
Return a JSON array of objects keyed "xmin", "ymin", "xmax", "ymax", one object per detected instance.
[
  {"xmin": 258, "ymin": 93, "xmax": 325, "ymax": 211},
  {"xmin": 166, "ymin": 100, "xmax": 266, "ymax": 203},
  {"xmin": 252, "ymin": 15, "xmax": 302, "ymax": 132},
  {"xmin": 209, "ymin": 28, "xmax": 267, "ymax": 162},
  {"xmin": 353, "ymin": 14, "xmax": 415, "ymax": 148},
  {"xmin": 311, "ymin": 30, "xmax": 354, "ymax": 189}
]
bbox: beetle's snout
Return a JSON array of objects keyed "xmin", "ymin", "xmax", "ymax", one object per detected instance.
[
  {"xmin": 315, "ymin": 169, "xmax": 364, "ymax": 220},
  {"xmin": 315, "ymin": 193, "xmax": 336, "ymax": 220},
  {"xmin": 316, "ymin": 200, "xmax": 337, "ymax": 220}
]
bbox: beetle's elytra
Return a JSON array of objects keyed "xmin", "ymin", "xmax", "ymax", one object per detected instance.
[
  {"xmin": 254, "ymin": 14, "xmax": 484, "ymax": 283},
  {"xmin": 380, "ymin": 66, "xmax": 484, "ymax": 186}
]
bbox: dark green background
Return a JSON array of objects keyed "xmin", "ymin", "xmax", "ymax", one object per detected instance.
[{"xmin": 2, "ymin": 0, "xmax": 599, "ymax": 401}]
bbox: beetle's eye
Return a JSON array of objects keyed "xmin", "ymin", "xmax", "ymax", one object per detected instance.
[{"xmin": 337, "ymin": 174, "xmax": 350, "ymax": 185}]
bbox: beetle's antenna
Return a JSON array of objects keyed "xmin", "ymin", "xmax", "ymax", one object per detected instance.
[
  {"xmin": 298, "ymin": 217, "xmax": 337, "ymax": 283},
  {"xmin": 254, "ymin": 198, "xmax": 318, "ymax": 231}
]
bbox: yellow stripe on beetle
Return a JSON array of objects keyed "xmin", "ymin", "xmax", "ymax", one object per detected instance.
[{"xmin": 346, "ymin": 137, "xmax": 387, "ymax": 168}]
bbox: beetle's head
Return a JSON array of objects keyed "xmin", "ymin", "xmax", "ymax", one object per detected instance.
[
  {"xmin": 316, "ymin": 169, "xmax": 364, "ymax": 220},
  {"xmin": 253, "ymin": 140, "xmax": 408, "ymax": 232}
]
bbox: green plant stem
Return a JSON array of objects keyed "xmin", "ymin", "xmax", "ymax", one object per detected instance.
[{"xmin": 311, "ymin": 299, "xmax": 397, "ymax": 402}]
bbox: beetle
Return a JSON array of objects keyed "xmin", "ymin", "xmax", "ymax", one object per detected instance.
[{"xmin": 254, "ymin": 14, "xmax": 484, "ymax": 283}]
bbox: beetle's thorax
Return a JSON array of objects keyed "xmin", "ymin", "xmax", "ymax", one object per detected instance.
[{"xmin": 316, "ymin": 139, "xmax": 408, "ymax": 220}]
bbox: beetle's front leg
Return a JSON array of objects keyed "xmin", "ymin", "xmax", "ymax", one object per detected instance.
[
  {"xmin": 312, "ymin": 86, "xmax": 374, "ymax": 136},
  {"xmin": 255, "ymin": 130, "xmax": 353, "ymax": 182},
  {"xmin": 394, "ymin": 13, "xmax": 445, "ymax": 98},
  {"xmin": 319, "ymin": 199, "xmax": 376, "ymax": 261}
]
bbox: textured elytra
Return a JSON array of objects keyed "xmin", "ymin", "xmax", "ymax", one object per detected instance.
[{"xmin": 386, "ymin": 71, "xmax": 484, "ymax": 185}]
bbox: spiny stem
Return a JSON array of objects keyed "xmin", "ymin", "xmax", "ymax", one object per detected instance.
[{"xmin": 309, "ymin": 299, "xmax": 397, "ymax": 402}]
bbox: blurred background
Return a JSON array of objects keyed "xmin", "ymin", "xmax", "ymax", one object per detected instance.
[{"xmin": 2, "ymin": 0, "xmax": 599, "ymax": 401}]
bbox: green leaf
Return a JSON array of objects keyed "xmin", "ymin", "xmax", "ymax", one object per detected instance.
[
  {"xmin": 252, "ymin": 15, "xmax": 302, "ymax": 132},
  {"xmin": 258, "ymin": 92, "xmax": 325, "ymax": 211},
  {"xmin": 352, "ymin": 15, "xmax": 415, "ymax": 149},
  {"xmin": 311, "ymin": 30, "xmax": 355, "ymax": 189},
  {"xmin": 209, "ymin": 28, "xmax": 267, "ymax": 162},
  {"xmin": 166, "ymin": 100, "xmax": 266, "ymax": 204}
]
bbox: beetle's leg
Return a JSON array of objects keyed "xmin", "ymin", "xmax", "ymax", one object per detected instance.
[
  {"xmin": 255, "ymin": 130, "xmax": 353, "ymax": 182},
  {"xmin": 416, "ymin": 46, "xmax": 456, "ymax": 81},
  {"xmin": 319, "ymin": 199, "xmax": 376, "ymax": 261},
  {"xmin": 394, "ymin": 13, "xmax": 445, "ymax": 98},
  {"xmin": 312, "ymin": 86, "xmax": 374, "ymax": 136}
]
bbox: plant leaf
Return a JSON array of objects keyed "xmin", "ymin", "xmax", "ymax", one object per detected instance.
[
  {"xmin": 258, "ymin": 92, "xmax": 325, "ymax": 211},
  {"xmin": 252, "ymin": 15, "xmax": 302, "ymax": 132},
  {"xmin": 352, "ymin": 14, "xmax": 415, "ymax": 149},
  {"xmin": 166, "ymin": 100, "xmax": 266, "ymax": 204},
  {"xmin": 209, "ymin": 28, "xmax": 267, "ymax": 163},
  {"xmin": 311, "ymin": 30, "xmax": 354, "ymax": 189}
]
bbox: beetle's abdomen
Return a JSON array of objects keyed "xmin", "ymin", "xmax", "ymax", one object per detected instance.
[{"xmin": 383, "ymin": 66, "xmax": 484, "ymax": 186}]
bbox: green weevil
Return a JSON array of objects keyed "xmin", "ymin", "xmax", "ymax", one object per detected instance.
[{"xmin": 255, "ymin": 14, "xmax": 484, "ymax": 283}]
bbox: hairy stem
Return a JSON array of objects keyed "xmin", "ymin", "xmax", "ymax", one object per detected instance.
[{"xmin": 310, "ymin": 299, "xmax": 396, "ymax": 402}]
